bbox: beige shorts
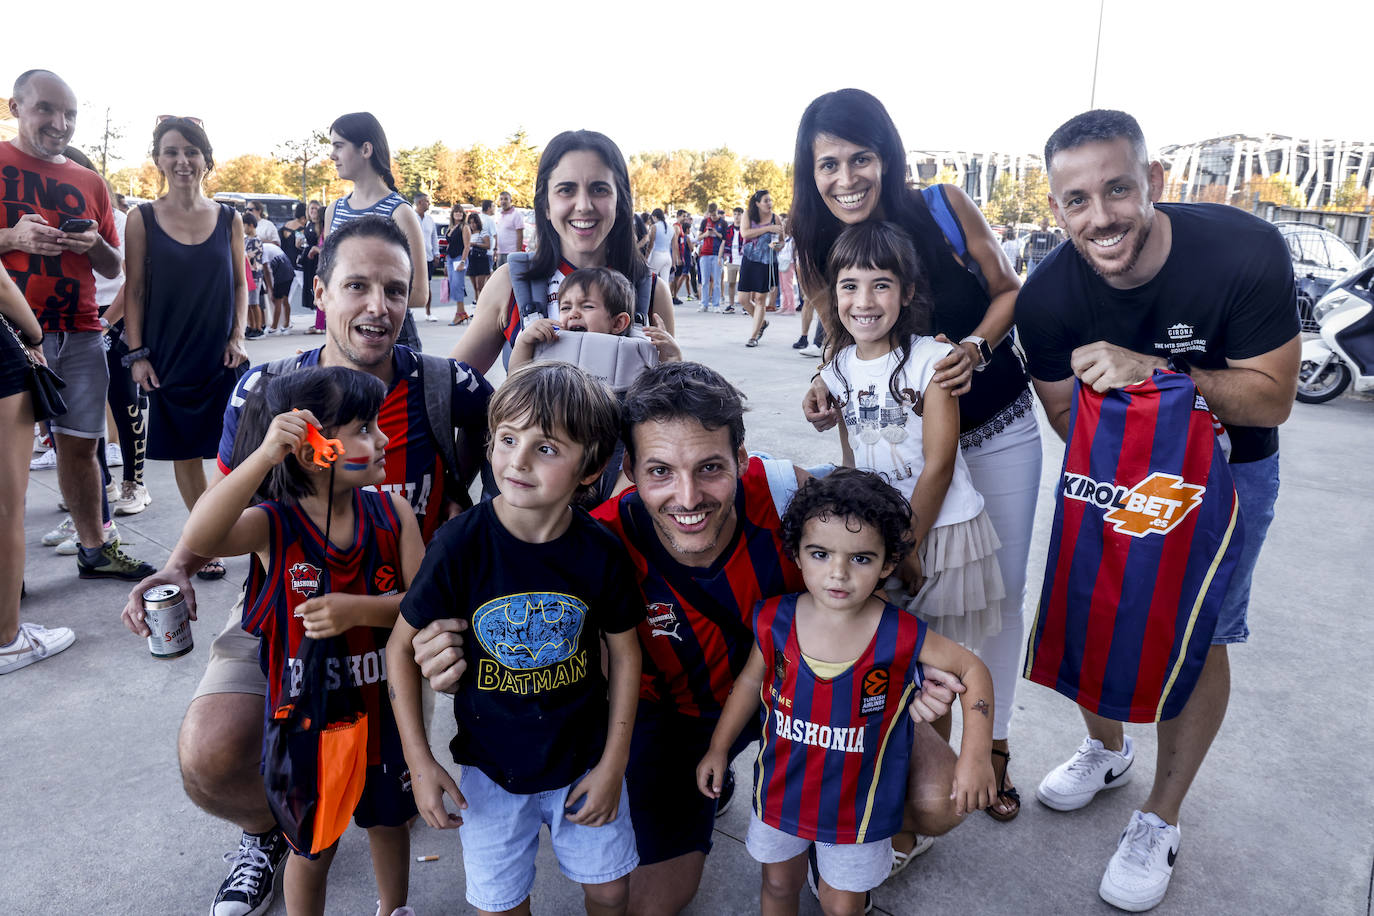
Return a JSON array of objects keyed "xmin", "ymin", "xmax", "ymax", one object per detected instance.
[
  {"xmin": 193, "ymin": 591, "xmax": 268, "ymax": 699},
  {"xmin": 723, "ymin": 262, "xmax": 740, "ymax": 282}
]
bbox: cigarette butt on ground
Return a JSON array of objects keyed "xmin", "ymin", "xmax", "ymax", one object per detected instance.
[{"xmin": 415, "ymin": 855, "xmax": 439, "ymax": 863}]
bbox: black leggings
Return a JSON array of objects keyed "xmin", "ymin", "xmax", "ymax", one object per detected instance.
[{"xmin": 104, "ymin": 331, "xmax": 146, "ymax": 486}]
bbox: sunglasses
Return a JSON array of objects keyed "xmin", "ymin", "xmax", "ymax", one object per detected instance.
[{"xmin": 156, "ymin": 114, "xmax": 204, "ymax": 128}]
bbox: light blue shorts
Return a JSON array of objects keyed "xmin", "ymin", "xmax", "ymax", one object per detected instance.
[
  {"xmin": 1212, "ymin": 452, "xmax": 1280, "ymax": 645},
  {"xmin": 457, "ymin": 765, "xmax": 638, "ymax": 912},
  {"xmin": 744, "ymin": 812, "xmax": 890, "ymax": 894}
]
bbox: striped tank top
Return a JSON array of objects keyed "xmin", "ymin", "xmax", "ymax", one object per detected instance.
[{"xmin": 330, "ymin": 190, "xmax": 407, "ymax": 232}]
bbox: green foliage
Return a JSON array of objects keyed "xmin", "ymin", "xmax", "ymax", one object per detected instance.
[
  {"xmin": 982, "ymin": 169, "xmax": 1051, "ymax": 227},
  {"xmin": 1328, "ymin": 174, "xmax": 1371, "ymax": 211},
  {"xmin": 742, "ymin": 158, "xmax": 792, "ymax": 213},
  {"xmin": 689, "ymin": 150, "xmax": 744, "ymax": 212}
]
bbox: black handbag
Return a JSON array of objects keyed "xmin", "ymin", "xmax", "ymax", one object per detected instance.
[{"xmin": 0, "ymin": 313, "xmax": 67, "ymax": 421}]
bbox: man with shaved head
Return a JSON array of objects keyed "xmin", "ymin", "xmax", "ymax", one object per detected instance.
[{"xmin": 1, "ymin": 70, "xmax": 154, "ymax": 580}]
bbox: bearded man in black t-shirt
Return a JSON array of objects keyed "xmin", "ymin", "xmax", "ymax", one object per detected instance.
[{"xmin": 1015, "ymin": 109, "xmax": 1300, "ymax": 913}]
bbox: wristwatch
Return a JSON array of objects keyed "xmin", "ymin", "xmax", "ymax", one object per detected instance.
[{"xmin": 961, "ymin": 336, "xmax": 992, "ymax": 371}]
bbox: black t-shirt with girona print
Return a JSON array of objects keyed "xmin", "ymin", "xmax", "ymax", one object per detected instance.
[{"xmin": 1016, "ymin": 203, "xmax": 1299, "ymax": 463}]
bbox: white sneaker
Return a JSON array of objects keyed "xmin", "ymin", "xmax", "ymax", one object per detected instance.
[
  {"xmin": 105, "ymin": 442, "xmax": 123, "ymax": 467},
  {"xmin": 30, "ymin": 448, "xmax": 58, "ymax": 471},
  {"xmin": 1099, "ymin": 810, "xmax": 1180, "ymax": 912},
  {"xmin": 0, "ymin": 622, "xmax": 77, "ymax": 675},
  {"xmin": 374, "ymin": 903, "xmax": 416, "ymax": 916},
  {"xmin": 57, "ymin": 520, "xmax": 118, "ymax": 556},
  {"xmin": 41, "ymin": 517, "xmax": 76, "ymax": 547},
  {"xmin": 800, "ymin": 345, "xmax": 822, "ymax": 358},
  {"xmin": 113, "ymin": 482, "xmax": 152, "ymax": 515},
  {"xmin": 1036, "ymin": 735, "xmax": 1134, "ymax": 811}
]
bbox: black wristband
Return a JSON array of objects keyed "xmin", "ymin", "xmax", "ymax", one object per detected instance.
[
  {"xmin": 19, "ymin": 330, "xmax": 43, "ymax": 348},
  {"xmin": 121, "ymin": 346, "xmax": 151, "ymax": 368}
]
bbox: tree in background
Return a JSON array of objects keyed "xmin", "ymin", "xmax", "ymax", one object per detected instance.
[
  {"xmin": 688, "ymin": 148, "xmax": 744, "ymax": 212},
  {"xmin": 274, "ymin": 131, "xmax": 331, "ymax": 203},
  {"xmin": 982, "ymin": 169, "xmax": 1051, "ymax": 227},
  {"xmin": 93, "ymin": 106, "xmax": 124, "ymax": 178},
  {"xmin": 106, "ymin": 161, "xmax": 162, "ymax": 199},
  {"xmin": 204, "ymin": 155, "xmax": 292, "ymax": 196},
  {"xmin": 742, "ymin": 158, "xmax": 792, "ymax": 213}
]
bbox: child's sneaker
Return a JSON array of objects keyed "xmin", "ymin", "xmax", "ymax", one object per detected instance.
[
  {"xmin": 76, "ymin": 537, "xmax": 153, "ymax": 580},
  {"xmin": 113, "ymin": 482, "xmax": 152, "ymax": 515},
  {"xmin": 0, "ymin": 622, "xmax": 76, "ymax": 675},
  {"xmin": 212, "ymin": 829, "xmax": 288, "ymax": 916},
  {"xmin": 41, "ymin": 517, "xmax": 76, "ymax": 547},
  {"xmin": 30, "ymin": 448, "xmax": 58, "ymax": 471},
  {"xmin": 1036, "ymin": 736, "xmax": 1134, "ymax": 811},
  {"xmin": 1098, "ymin": 810, "xmax": 1180, "ymax": 912},
  {"xmin": 374, "ymin": 903, "xmax": 417, "ymax": 916}
]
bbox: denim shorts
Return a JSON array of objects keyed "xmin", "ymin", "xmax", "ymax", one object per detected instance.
[
  {"xmin": 1212, "ymin": 451, "xmax": 1280, "ymax": 645},
  {"xmin": 744, "ymin": 813, "xmax": 890, "ymax": 893},
  {"xmin": 41, "ymin": 330, "xmax": 108, "ymax": 438},
  {"xmin": 457, "ymin": 765, "xmax": 638, "ymax": 912}
]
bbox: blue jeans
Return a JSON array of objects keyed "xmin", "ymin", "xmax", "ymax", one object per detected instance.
[
  {"xmin": 698, "ymin": 254, "xmax": 721, "ymax": 309},
  {"xmin": 446, "ymin": 257, "xmax": 467, "ymax": 305},
  {"xmin": 1212, "ymin": 452, "xmax": 1280, "ymax": 644}
]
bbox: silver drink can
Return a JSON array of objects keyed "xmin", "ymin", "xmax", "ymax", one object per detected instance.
[{"xmin": 144, "ymin": 584, "xmax": 193, "ymax": 659}]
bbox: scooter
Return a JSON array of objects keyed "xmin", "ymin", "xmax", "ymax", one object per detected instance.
[{"xmin": 1296, "ymin": 253, "xmax": 1374, "ymax": 404}]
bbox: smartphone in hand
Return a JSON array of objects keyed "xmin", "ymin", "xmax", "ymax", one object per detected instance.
[{"xmin": 59, "ymin": 218, "xmax": 96, "ymax": 233}]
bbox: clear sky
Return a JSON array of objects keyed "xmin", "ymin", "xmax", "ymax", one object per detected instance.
[{"xmin": 10, "ymin": 0, "xmax": 1369, "ymax": 170}]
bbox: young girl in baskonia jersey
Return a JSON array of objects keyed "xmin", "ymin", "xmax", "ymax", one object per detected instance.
[
  {"xmin": 182, "ymin": 365, "xmax": 425, "ymax": 916},
  {"xmin": 817, "ymin": 221, "xmax": 1005, "ymax": 648},
  {"xmin": 696, "ymin": 469, "xmax": 996, "ymax": 915}
]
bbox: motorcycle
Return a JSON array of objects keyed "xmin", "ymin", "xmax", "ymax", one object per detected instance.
[{"xmin": 1296, "ymin": 251, "xmax": 1374, "ymax": 404}]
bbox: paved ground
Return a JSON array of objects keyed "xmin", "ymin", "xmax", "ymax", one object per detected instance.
[{"xmin": 4, "ymin": 289, "xmax": 1372, "ymax": 915}]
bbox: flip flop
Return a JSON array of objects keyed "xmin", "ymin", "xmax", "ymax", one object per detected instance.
[
  {"xmin": 985, "ymin": 747, "xmax": 1021, "ymax": 822},
  {"xmin": 196, "ymin": 559, "xmax": 227, "ymax": 581}
]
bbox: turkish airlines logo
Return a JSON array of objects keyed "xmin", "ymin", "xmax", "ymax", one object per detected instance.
[{"xmin": 1062, "ymin": 471, "xmax": 1205, "ymax": 538}]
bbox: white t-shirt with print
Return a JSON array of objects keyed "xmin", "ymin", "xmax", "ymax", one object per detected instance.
[{"xmin": 820, "ymin": 335, "xmax": 983, "ymax": 527}]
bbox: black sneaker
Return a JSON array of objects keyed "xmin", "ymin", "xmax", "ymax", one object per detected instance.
[
  {"xmin": 806, "ymin": 845, "xmax": 874, "ymax": 913},
  {"xmin": 77, "ymin": 540, "xmax": 157, "ymax": 581},
  {"xmin": 672, "ymin": 297, "xmax": 683, "ymax": 305},
  {"xmin": 792, "ymin": 334, "xmax": 809, "ymax": 349},
  {"xmin": 715, "ymin": 768, "xmax": 736, "ymax": 818},
  {"xmin": 212, "ymin": 829, "xmax": 288, "ymax": 916}
]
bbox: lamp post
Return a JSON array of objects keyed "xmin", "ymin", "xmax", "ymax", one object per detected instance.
[{"xmin": 1090, "ymin": 0, "xmax": 1105, "ymax": 108}]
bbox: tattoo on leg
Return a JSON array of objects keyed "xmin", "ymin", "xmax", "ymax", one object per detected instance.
[
  {"xmin": 388, "ymin": 685, "xmax": 396, "ymax": 701},
  {"xmin": 973, "ymin": 699, "xmax": 989, "ymax": 718}
]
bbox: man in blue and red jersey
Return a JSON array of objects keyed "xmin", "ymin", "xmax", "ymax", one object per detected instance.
[
  {"xmin": 118, "ymin": 215, "xmax": 492, "ymax": 916},
  {"xmin": 412, "ymin": 362, "xmax": 966, "ymax": 915},
  {"xmin": 696, "ymin": 203, "xmax": 726, "ymax": 312},
  {"xmin": 1016, "ymin": 109, "xmax": 1300, "ymax": 913}
]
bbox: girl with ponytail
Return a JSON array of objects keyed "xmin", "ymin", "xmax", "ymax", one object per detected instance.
[{"xmin": 323, "ymin": 112, "xmax": 430, "ymax": 351}]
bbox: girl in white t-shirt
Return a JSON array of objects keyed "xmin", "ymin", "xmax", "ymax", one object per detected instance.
[{"xmin": 818, "ymin": 221, "xmax": 1005, "ymax": 647}]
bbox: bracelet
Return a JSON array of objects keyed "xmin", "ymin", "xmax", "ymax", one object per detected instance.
[{"xmin": 120, "ymin": 346, "xmax": 151, "ymax": 368}]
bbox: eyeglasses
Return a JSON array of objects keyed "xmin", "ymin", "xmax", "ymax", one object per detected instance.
[{"xmin": 156, "ymin": 114, "xmax": 204, "ymax": 128}]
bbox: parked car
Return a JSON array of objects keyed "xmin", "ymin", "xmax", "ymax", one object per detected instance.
[
  {"xmin": 212, "ymin": 192, "xmax": 302, "ymax": 228},
  {"xmin": 1274, "ymin": 221, "xmax": 1360, "ymax": 332}
]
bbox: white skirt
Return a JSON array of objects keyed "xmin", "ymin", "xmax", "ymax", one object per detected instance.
[{"xmin": 886, "ymin": 509, "xmax": 1006, "ymax": 650}]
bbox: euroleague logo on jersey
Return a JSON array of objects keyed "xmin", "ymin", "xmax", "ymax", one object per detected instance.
[
  {"xmin": 287, "ymin": 562, "xmax": 323, "ymax": 596},
  {"xmin": 1062, "ymin": 471, "xmax": 1205, "ymax": 538},
  {"xmin": 373, "ymin": 565, "xmax": 398, "ymax": 594},
  {"xmin": 859, "ymin": 666, "xmax": 889, "ymax": 716}
]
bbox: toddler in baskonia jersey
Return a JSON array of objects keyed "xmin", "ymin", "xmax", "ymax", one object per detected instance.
[{"xmin": 696, "ymin": 469, "xmax": 996, "ymax": 915}]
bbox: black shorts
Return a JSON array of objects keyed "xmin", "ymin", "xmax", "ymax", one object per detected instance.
[
  {"xmin": 737, "ymin": 259, "xmax": 774, "ymax": 294},
  {"xmin": 0, "ymin": 331, "xmax": 30, "ymax": 400},
  {"xmin": 625, "ymin": 699, "xmax": 756, "ymax": 865},
  {"xmin": 351, "ymin": 760, "xmax": 418, "ymax": 830}
]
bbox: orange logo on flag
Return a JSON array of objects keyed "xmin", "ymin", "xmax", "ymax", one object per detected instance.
[{"xmin": 1102, "ymin": 472, "xmax": 1205, "ymax": 538}]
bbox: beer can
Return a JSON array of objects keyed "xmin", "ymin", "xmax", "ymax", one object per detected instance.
[{"xmin": 144, "ymin": 584, "xmax": 193, "ymax": 659}]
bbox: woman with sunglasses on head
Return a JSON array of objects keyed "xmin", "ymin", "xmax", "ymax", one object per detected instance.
[
  {"xmin": 123, "ymin": 115, "xmax": 249, "ymax": 582},
  {"xmin": 448, "ymin": 129, "xmax": 674, "ymax": 373},
  {"xmin": 323, "ymin": 112, "xmax": 429, "ymax": 351},
  {"xmin": 792, "ymin": 89, "xmax": 1040, "ymax": 830}
]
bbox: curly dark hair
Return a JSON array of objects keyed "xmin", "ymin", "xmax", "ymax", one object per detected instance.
[{"xmin": 781, "ymin": 468, "xmax": 915, "ymax": 566}]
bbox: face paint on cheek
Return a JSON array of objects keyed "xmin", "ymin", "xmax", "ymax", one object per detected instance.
[{"xmin": 343, "ymin": 460, "xmax": 371, "ymax": 471}]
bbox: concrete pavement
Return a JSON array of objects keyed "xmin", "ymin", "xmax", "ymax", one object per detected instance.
[{"xmin": 3, "ymin": 293, "xmax": 1371, "ymax": 915}]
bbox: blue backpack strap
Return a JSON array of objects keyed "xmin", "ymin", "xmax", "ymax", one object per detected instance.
[
  {"xmin": 921, "ymin": 185, "xmax": 968, "ymax": 258},
  {"xmin": 921, "ymin": 184, "xmax": 987, "ymax": 293}
]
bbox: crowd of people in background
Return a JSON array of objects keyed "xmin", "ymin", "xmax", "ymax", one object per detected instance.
[{"xmin": 2, "ymin": 68, "xmax": 1299, "ymax": 916}]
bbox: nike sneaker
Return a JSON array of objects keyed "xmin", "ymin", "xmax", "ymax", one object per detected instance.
[
  {"xmin": 1099, "ymin": 809, "xmax": 1180, "ymax": 911},
  {"xmin": 1036, "ymin": 735, "xmax": 1134, "ymax": 811}
]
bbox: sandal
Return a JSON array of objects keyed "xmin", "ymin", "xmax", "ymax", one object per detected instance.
[
  {"xmin": 449, "ymin": 313, "xmax": 470, "ymax": 326},
  {"xmin": 746, "ymin": 337, "xmax": 759, "ymax": 347},
  {"xmin": 985, "ymin": 747, "xmax": 1021, "ymax": 822},
  {"xmin": 758, "ymin": 320, "xmax": 769, "ymax": 340},
  {"xmin": 196, "ymin": 559, "xmax": 227, "ymax": 581},
  {"xmin": 890, "ymin": 831, "xmax": 934, "ymax": 877}
]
